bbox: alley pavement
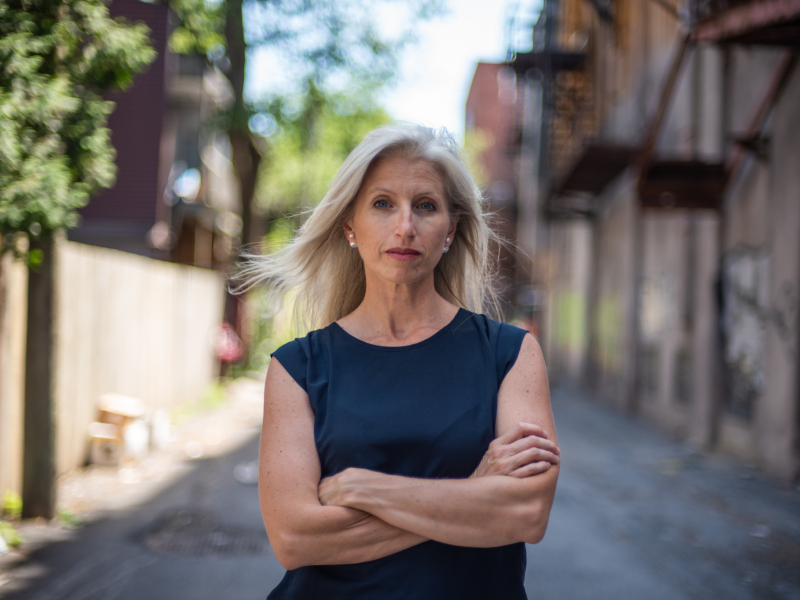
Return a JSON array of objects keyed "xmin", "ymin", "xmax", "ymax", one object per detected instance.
[
  {"xmin": 527, "ymin": 386, "xmax": 800, "ymax": 600},
  {"xmin": 1, "ymin": 382, "xmax": 798, "ymax": 600}
]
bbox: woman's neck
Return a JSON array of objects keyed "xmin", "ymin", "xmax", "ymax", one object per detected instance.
[{"xmin": 338, "ymin": 276, "xmax": 459, "ymax": 346}]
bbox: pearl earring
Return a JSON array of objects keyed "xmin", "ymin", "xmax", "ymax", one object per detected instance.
[
  {"xmin": 446, "ymin": 238, "xmax": 451, "ymax": 243},
  {"xmin": 442, "ymin": 246, "xmax": 449, "ymax": 253},
  {"xmin": 350, "ymin": 242, "xmax": 357, "ymax": 248},
  {"xmin": 348, "ymin": 233, "xmax": 354, "ymax": 238}
]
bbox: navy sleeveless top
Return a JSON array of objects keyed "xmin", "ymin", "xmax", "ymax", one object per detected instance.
[{"xmin": 267, "ymin": 308, "xmax": 528, "ymax": 600}]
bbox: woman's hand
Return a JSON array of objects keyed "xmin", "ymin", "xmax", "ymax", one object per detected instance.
[
  {"xmin": 471, "ymin": 422, "xmax": 560, "ymax": 479},
  {"xmin": 319, "ymin": 468, "xmax": 367, "ymax": 508}
]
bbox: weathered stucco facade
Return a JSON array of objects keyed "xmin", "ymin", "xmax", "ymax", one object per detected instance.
[{"xmin": 510, "ymin": 0, "xmax": 800, "ymax": 478}]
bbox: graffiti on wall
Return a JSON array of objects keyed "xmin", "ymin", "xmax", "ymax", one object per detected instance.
[{"xmin": 720, "ymin": 248, "xmax": 770, "ymax": 418}]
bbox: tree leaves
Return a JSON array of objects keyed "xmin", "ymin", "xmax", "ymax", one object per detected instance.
[
  {"xmin": 0, "ymin": 0, "xmax": 155, "ymax": 256},
  {"xmin": 256, "ymin": 83, "xmax": 390, "ymax": 214}
]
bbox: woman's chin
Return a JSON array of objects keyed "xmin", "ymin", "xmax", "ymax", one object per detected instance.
[{"xmin": 369, "ymin": 264, "xmax": 433, "ymax": 287}]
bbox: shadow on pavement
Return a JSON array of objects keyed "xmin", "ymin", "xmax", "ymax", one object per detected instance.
[{"xmin": 0, "ymin": 430, "xmax": 287, "ymax": 600}]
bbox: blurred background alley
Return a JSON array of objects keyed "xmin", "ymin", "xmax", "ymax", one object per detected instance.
[{"xmin": 1, "ymin": 0, "xmax": 799, "ymax": 597}]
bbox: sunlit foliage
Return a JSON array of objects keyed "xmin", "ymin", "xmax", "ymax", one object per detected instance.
[
  {"xmin": 169, "ymin": 0, "xmax": 442, "ymax": 96},
  {"xmin": 256, "ymin": 83, "xmax": 390, "ymax": 214},
  {"xmin": 0, "ymin": 0, "xmax": 155, "ymax": 258}
]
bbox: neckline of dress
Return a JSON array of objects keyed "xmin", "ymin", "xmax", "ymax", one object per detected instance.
[{"xmin": 330, "ymin": 307, "xmax": 467, "ymax": 351}]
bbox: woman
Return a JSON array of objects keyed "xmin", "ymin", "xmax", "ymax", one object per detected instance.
[{"xmin": 241, "ymin": 123, "xmax": 560, "ymax": 599}]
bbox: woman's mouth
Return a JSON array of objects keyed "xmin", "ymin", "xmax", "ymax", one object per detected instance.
[{"xmin": 386, "ymin": 247, "xmax": 421, "ymax": 261}]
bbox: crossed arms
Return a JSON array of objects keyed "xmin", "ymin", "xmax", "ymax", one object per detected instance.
[{"xmin": 258, "ymin": 333, "xmax": 560, "ymax": 570}]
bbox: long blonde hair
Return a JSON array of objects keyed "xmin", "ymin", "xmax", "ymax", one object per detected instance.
[{"xmin": 233, "ymin": 122, "xmax": 502, "ymax": 333}]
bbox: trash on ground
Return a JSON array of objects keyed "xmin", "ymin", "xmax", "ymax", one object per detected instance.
[
  {"xmin": 749, "ymin": 524, "xmax": 770, "ymax": 538},
  {"xmin": 185, "ymin": 441, "xmax": 204, "ymax": 459},
  {"xmin": 234, "ymin": 460, "xmax": 258, "ymax": 485}
]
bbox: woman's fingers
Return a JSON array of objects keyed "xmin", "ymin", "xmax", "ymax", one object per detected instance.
[
  {"xmin": 476, "ymin": 441, "xmax": 559, "ymax": 477},
  {"xmin": 472, "ymin": 425, "xmax": 560, "ymax": 478},
  {"xmin": 508, "ymin": 433, "xmax": 560, "ymax": 457},
  {"xmin": 506, "ymin": 446, "xmax": 559, "ymax": 472},
  {"xmin": 318, "ymin": 476, "xmax": 334, "ymax": 505},
  {"xmin": 494, "ymin": 422, "xmax": 548, "ymax": 446},
  {"xmin": 509, "ymin": 461, "xmax": 551, "ymax": 478}
]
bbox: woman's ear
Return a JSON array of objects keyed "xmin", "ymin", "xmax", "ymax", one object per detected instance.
[{"xmin": 447, "ymin": 214, "xmax": 459, "ymax": 239}]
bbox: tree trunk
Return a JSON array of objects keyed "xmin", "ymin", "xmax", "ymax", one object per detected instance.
[
  {"xmin": 221, "ymin": 0, "xmax": 262, "ymax": 361},
  {"xmin": 224, "ymin": 0, "xmax": 261, "ymax": 250},
  {"xmin": 229, "ymin": 130, "xmax": 261, "ymax": 249},
  {"xmin": 22, "ymin": 235, "xmax": 57, "ymax": 519}
]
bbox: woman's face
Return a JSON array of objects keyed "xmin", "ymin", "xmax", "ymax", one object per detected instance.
[{"xmin": 345, "ymin": 156, "xmax": 457, "ymax": 287}]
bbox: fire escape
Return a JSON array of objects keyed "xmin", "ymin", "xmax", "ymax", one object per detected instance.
[
  {"xmin": 512, "ymin": 0, "xmax": 800, "ymax": 218},
  {"xmin": 509, "ymin": 0, "xmax": 612, "ymax": 218}
]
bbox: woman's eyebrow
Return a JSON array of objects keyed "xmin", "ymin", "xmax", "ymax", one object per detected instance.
[{"xmin": 368, "ymin": 187, "xmax": 442, "ymax": 197}]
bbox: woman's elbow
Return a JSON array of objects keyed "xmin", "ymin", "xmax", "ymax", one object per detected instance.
[
  {"xmin": 270, "ymin": 529, "xmax": 310, "ymax": 570},
  {"xmin": 523, "ymin": 522, "xmax": 549, "ymax": 545},
  {"xmin": 519, "ymin": 502, "xmax": 552, "ymax": 545}
]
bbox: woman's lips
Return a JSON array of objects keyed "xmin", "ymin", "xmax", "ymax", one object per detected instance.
[{"xmin": 386, "ymin": 247, "xmax": 421, "ymax": 261}]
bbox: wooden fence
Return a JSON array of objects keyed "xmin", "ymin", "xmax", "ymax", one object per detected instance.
[{"xmin": 0, "ymin": 240, "xmax": 225, "ymax": 497}]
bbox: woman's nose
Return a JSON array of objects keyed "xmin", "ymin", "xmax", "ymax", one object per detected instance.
[{"xmin": 394, "ymin": 206, "xmax": 416, "ymax": 238}]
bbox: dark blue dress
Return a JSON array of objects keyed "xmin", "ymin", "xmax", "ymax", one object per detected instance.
[{"xmin": 268, "ymin": 308, "xmax": 529, "ymax": 600}]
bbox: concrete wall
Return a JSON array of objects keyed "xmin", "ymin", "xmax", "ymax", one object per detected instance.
[
  {"xmin": 532, "ymin": 0, "xmax": 800, "ymax": 477},
  {"xmin": 753, "ymin": 59, "xmax": 800, "ymax": 477},
  {"xmin": 589, "ymin": 177, "xmax": 639, "ymax": 411},
  {"xmin": 638, "ymin": 212, "xmax": 693, "ymax": 434},
  {"xmin": 0, "ymin": 240, "xmax": 225, "ymax": 497},
  {"xmin": 547, "ymin": 220, "xmax": 592, "ymax": 382},
  {"xmin": 637, "ymin": 212, "xmax": 719, "ymax": 445}
]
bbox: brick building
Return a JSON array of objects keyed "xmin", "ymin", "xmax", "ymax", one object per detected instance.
[{"xmin": 69, "ymin": 0, "xmax": 239, "ymax": 269}]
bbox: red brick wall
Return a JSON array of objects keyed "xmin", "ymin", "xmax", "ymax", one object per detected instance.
[{"xmin": 77, "ymin": 0, "xmax": 169, "ymax": 232}]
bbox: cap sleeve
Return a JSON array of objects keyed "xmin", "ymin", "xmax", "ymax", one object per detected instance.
[
  {"xmin": 494, "ymin": 322, "xmax": 528, "ymax": 386},
  {"xmin": 270, "ymin": 339, "xmax": 309, "ymax": 392}
]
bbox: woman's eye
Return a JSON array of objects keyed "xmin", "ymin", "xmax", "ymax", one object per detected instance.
[
  {"xmin": 418, "ymin": 201, "xmax": 435, "ymax": 211},
  {"xmin": 374, "ymin": 199, "xmax": 390, "ymax": 208}
]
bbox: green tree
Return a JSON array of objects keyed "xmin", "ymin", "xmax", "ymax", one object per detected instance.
[
  {"xmin": 0, "ymin": 0, "xmax": 155, "ymax": 518},
  {"xmin": 257, "ymin": 85, "xmax": 391, "ymax": 217},
  {"xmin": 168, "ymin": 0, "xmax": 441, "ymax": 249}
]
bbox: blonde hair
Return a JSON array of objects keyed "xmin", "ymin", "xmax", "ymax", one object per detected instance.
[{"xmin": 233, "ymin": 122, "xmax": 502, "ymax": 333}]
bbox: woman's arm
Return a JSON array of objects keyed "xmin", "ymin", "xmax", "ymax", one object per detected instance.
[
  {"xmin": 319, "ymin": 333, "xmax": 559, "ymax": 547},
  {"xmin": 258, "ymin": 358, "xmax": 426, "ymax": 570}
]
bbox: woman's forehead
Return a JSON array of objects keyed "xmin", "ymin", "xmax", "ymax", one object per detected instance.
[{"xmin": 362, "ymin": 156, "xmax": 444, "ymax": 191}]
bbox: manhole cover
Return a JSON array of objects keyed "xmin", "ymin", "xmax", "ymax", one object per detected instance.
[{"xmin": 144, "ymin": 509, "xmax": 267, "ymax": 557}]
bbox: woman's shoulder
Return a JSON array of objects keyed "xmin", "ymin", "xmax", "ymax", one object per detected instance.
[
  {"xmin": 456, "ymin": 311, "xmax": 530, "ymax": 384},
  {"xmin": 271, "ymin": 323, "xmax": 337, "ymax": 360},
  {"xmin": 457, "ymin": 310, "xmax": 528, "ymax": 344},
  {"xmin": 269, "ymin": 324, "xmax": 338, "ymax": 392}
]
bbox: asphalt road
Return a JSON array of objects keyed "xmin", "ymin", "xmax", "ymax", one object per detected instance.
[{"xmin": 1, "ymin": 385, "xmax": 798, "ymax": 600}]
